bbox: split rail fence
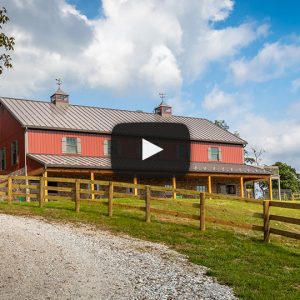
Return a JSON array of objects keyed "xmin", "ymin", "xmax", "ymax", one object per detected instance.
[
  {"xmin": 0, "ymin": 175, "xmax": 299, "ymax": 242},
  {"xmin": 292, "ymin": 193, "xmax": 300, "ymax": 201}
]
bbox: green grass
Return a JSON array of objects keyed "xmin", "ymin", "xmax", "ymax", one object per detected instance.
[{"xmin": 0, "ymin": 198, "xmax": 299, "ymax": 300}]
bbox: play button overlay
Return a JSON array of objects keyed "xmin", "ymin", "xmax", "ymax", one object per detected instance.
[
  {"xmin": 142, "ymin": 139, "xmax": 163, "ymax": 160},
  {"xmin": 111, "ymin": 122, "xmax": 190, "ymax": 176}
]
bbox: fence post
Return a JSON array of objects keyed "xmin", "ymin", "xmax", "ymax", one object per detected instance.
[
  {"xmin": 172, "ymin": 176, "xmax": 176, "ymax": 200},
  {"xmin": 108, "ymin": 181, "xmax": 113, "ymax": 217},
  {"xmin": 200, "ymin": 192, "xmax": 206, "ymax": 231},
  {"xmin": 44, "ymin": 171, "xmax": 48, "ymax": 203},
  {"xmin": 75, "ymin": 179, "xmax": 80, "ymax": 213},
  {"xmin": 263, "ymin": 200, "xmax": 270, "ymax": 242},
  {"xmin": 25, "ymin": 178, "xmax": 30, "ymax": 202},
  {"xmin": 39, "ymin": 177, "xmax": 44, "ymax": 208},
  {"xmin": 145, "ymin": 185, "xmax": 151, "ymax": 223},
  {"xmin": 7, "ymin": 176, "xmax": 12, "ymax": 204}
]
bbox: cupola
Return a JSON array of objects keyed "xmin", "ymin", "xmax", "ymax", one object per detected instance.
[
  {"xmin": 50, "ymin": 78, "xmax": 69, "ymax": 105},
  {"xmin": 154, "ymin": 93, "xmax": 172, "ymax": 117}
]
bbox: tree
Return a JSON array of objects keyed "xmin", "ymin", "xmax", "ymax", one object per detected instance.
[
  {"xmin": 244, "ymin": 146, "xmax": 266, "ymax": 166},
  {"xmin": 214, "ymin": 120, "xmax": 229, "ymax": 130},
  {"xmin": 273, "ymin": 162, "xmax": 299, "ymax": 193},
  {"xmin": 233, "ymin": 131, "xmax": 240, "ymax": 137},
  {"xmin": 244, "ymin": 146, "xmax": 267, "ymax": 197},
  {"xmin": 0, "ymin": 7, "xmax": 14, "ymax": 75}
]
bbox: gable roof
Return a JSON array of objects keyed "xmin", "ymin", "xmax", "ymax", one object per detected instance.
[{"xmin": 0, "ymin": 97, "xmax": 247, "ymax": 145}]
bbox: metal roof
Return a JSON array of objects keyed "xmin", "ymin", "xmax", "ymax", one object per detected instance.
[
  {"xmin": 28, "ymin": 154, "xmax": 270, "ymax": 175},
  {"xmin": 0, "ymin": 97, "xmax": 246, "ymax": 145}
]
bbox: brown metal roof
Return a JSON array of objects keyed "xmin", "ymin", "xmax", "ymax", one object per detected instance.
[
  {"xmin": 0, "ymin": 97, "xmax": 246, "ymax": 145},
  {"xmin": 28, "ymin": 154, "xmax": 270, "ymax": 175}
]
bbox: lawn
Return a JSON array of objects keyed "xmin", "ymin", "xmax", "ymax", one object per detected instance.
[{"xmin": 0, "ymin": 198, "xmax": 299, "ymax": 300}]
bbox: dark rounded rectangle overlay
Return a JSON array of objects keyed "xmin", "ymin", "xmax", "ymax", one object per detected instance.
[{"xmin": 111, "ymin": 122, "xmax": 190, "ymax": 177}]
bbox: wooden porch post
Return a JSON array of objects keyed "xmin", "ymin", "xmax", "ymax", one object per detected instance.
[
  {"xmin": 269, "ymin": 176, "xmax": 273, "ymax": 201},
  {"xmin": 43, "ymin": 170, "xmax": 48, "ymax": 202},
  {"xmin": 90, "ymin": 171, "xmax": 95, "ymax": 200},
  {"xmin": 278, "ymin": 177, "xmax": 281, "ymax": 200},
  {"xmin": 240, "ymin": 176, "xmax": 244, "ymax": 198},
  {"xmin": 133, "ymin": 176, "xmax": 138, "ymax": 196},
  {"xmin": 172, "ymin": 176, "xmax": 176, "ymax": 199},
  {"xmin": 208, "ymin": 176, "xmax": 212, "ymax": 194}
]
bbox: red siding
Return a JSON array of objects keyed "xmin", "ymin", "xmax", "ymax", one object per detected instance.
[
  {"xmin": 0, "ymin": 105, "xmax": 25, "ymax": 174},
  {"xmin": 191, "ymin": 142, "xmax": 244, "ymax": 164},
  {"xmin": 28, "ymin": 129, "xmax": 244, "ymax": 164},
  {"xmin": 27, "ymin": 156, "xmax": 43, "ymax": 174},
  {"xmin": 28, "ymin": 129, "xmax": 108, "ymax": 156}
]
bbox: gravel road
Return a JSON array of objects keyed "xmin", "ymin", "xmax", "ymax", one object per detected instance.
[{"xmin": 0, "ymin": 214, "xmax": 236, "ymax": 300}]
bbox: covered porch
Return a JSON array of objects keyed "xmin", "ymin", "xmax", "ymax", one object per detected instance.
[{"xmin": 27, "ymin": 153, "xmax": 273, "ymax": 200}]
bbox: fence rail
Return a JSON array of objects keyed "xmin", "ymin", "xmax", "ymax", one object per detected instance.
[
  {"xmin": 0, "ymin": 175, "xmax": 299, "ymax": 242},
  {"xmin": 292, "ymin": 193, "xmax": 300, "ymax": 201}
]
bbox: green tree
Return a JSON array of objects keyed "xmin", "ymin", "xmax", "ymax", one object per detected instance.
[
  {"xmin": 0, "ymin": 7, "xmax": 14, "ymax": 75},
  {"xmin": 273, "ymin": 162, "xmax": 299, "ymax": 192},
  {"xmin": 214, "ymin": 120, "xmax": 229, "ymax": 130}
]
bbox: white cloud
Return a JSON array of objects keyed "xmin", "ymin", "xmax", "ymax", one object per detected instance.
[
  {"xmin": 0, "ymin": 0, "xmax": 93, "ymax": 96},
  {"xmin": 139, "ymin": 45, "xmax": 182, "ymax": 91},
  {"xmin": 202, "ymin": 85, "xmax": 251, "ymax": 118},
  {"xmin": 167, "ymin": 96, "xmax": 196, "ymax": 116},
  {"xmin": 230, "ymin": 41, "xmax": 300, "ymax": 84},
  {"xmin": 201, "ymin": 87, "xmax": 300, "ymax": 170},
  {"xmin": 237, "ymin": 114, "xmax": 300, "ymax": 170},
  {"xmin": 202, "ymin": 85, "xmax": 234, "ymax": 110},
  {"xmin": 0, "ymin": 0, "xmax": 265, "ymax": 97},
  {"xmin": 291, "ymin": 78, "xmax": 300, "ymax": 92},
  {"xmin": 185, "ymin": 23, "xmax": 268, "ymax": 81}
]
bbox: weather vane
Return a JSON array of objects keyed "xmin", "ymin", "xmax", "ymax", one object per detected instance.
[
  {"xmin": 56, "ymin": 78, "xmax": 62, "ymax": 88},
  {"xmin": 159, "ymin": 92, "xmax": 166, "ymax": 101}
]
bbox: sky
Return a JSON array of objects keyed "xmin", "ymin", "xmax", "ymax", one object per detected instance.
[{"xmin": 1, "ymin": 0, "xmax": 300, "ymax": 170}]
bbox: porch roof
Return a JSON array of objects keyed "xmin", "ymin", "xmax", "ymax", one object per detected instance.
[{"xmin": 28, "ymin": 154, "xmax": 271, "ymax": 176}]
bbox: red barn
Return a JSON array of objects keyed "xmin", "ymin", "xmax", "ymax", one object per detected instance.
[{"xmin": 0, "ymin": 88, "xmax": 271, "ymax": 197}]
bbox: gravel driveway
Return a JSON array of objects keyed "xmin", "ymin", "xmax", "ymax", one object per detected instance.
[{"xmin": 0, "ymin": 214, "xmax": 236, "ymax": 300}]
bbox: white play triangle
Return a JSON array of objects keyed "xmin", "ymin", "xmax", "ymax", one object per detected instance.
[{"xmin": 142, "ymin": 139, "xmax": 163, "ymax": 160}]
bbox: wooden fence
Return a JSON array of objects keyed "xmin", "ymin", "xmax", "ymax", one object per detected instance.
[
  {"xmin": 292, "ymin": 193, "xmax": 300, "ymax": 201},
  {"xmin": 0, "ymin": 175, "xmax": 299, "ymax": 242}
]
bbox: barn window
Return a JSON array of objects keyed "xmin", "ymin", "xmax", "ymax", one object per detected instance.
[
  {"xmin": 62, "ymin": 137, "xmax": 81, "ymax": 154},
  {"xmin": 226, "ymin": 185, "xmax": 236, "ymax": 195},
  {"xmin": 196, "ymin": 185, "xmax": 206, "ymax": 192},
  {"xmin": 11, "ymin": 140, "xmax": 18, "ymax": 166},
  {"xmin": 0, "ymin": 148, "xmax": 6, "ymax": 170},
  {"xmin": 208, "ymin": 147, "xmax": 222, "ymax": 161},
  {"xmin": 104, "ymin": 140, "xmax": 111, "ymax": 156},
  {"xmin": 104, "ymin": 139, "xmax": 120, "ymax": 157}
]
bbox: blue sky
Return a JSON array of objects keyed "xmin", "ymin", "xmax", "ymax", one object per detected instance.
[{"xmin": 1, "ymin": 0, "xmax": 300, "ymax": 170}]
